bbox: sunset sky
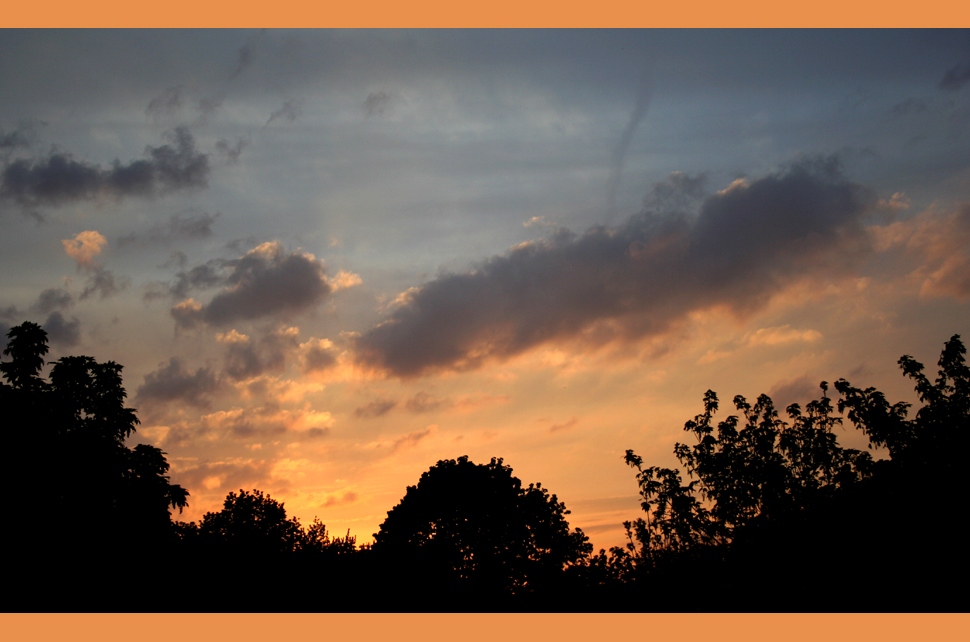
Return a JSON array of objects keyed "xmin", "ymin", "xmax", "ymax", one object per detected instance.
[{"xmin": 2, "ymin": 29, "xmax": 970, "ymax": 550}]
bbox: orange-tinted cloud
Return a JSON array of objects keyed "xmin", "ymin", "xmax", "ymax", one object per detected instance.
[
  {"xmin": 62, "ymin": 230, "xmax": 107, "ymax": 270},
  {"xmin": 869, "ymin": 202, "xmax": 970, "ymax": 300}
]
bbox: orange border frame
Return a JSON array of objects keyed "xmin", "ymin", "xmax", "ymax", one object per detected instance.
[
  {"xmin": 4, "ymin": 613, "xmax": 970, "ymax": 640},
  {"xmin": 2, "ymin": 1, "xmax": 969, "ymax": 27},
  {"xmin": 1, "ymin": 5, "xmax": 969, "ymax": 639}
]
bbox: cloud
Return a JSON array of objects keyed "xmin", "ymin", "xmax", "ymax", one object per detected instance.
[
  {"xmin": 118, "ymin": 212, "xmax": 220, "ymax": 248},
  {"xmin": 743, "ymin": 325, "xmax": 823, "ymax": 347},
  {"xmin": 871, "ymin": 202, "xmax": 970, "ymax": 300},
  {"xmin": 300, "ymin": 337, "xmax": 339, "ymax": 373},
  {"xmin": 171, "ymin": 241, "xmax": 332, "ymax": 330},
  {"xmin": 79, "ymin": 267, "xmax": 128, "ymax": 301},
  {"xmin": 62, "ymin": 230, "xmax": 107, "ymax": 270},
  {"xmin": 767, "ymin": 376, "xmax": 823, "ymax": 411},
  {"xmin": 145, "ymin": 86, "xmax": 186, "ymax": 121},
  {"xmin": 266, "ymin": 100, "xmax": 302, "ymax": 127},
  {"xmin": 607, "ymin": 63, "xmax": 652, "ymax": 220},
  {"xmin": 549, "ymin": 417, "xmax": 578, "ymax": 433},
  {"xmin": 390, "ymin": 426, "xmax": 435, "ymax": 452},
  {"xmin": 363, "ymin": 90, "xmax": 399, "ymax": 118},
  {"xmin": 43, "ymin": 311, "xmax": 81, "ymax": 347},
  {"xmin": 218, "ymin": 326, "xmax": 301, "ymax": 381},
  {"xmin": 169, "ymin": 458, "xmax": 275, "ymax": 500},
  {"xmin": 136, "ymin": 357, "xmax": 222, "ymax": 409},
  {"xmin": 1, "ymin": 127, "xmax": 208, "ymax": 208},
  {"xmin": 404, "ymin": 391, "xmax": 446, "ymax": 413},
  {"xmin": 354, "ymin": 398, "xmax": 397, "ymax": 418},
  {"xmin": 0, "ymin": 121, "xmax": 40, "ymax": 150},
  {"xmin": 230, "ymin": 31, "xmax": 266, "ymax": 79},
  {"xmin": 320, "ymin": 490, "xmax": 359, "ymax": 508},
  {"xmin": 31, "ymin": 288, "xmax": 74, "ymax": 315},
  {"xmin": 356, "ymin": 157, "xmax": 875, "ymax": 378},
  {"xmin": 151, "ymin": 259, "xmax": 226, "ymax": 301},
  {"xmin": 326, "ymin": 270, "xmax": 363, "ymax": 292},
  {"xmin": 198, "ymin": 94, "xmax": 225, "ymax": 123},
  {"xmin": 196, "ymin": 402, "xmax": 332, "ymax": 442},
  {"xmin": 215, "ymin": 138, "xmax": 247, "ymax": 164},
  {"xmin": 889, "ymin": 98, "xmax": 928, "ymax": 117},
  {"xmin": 940, "ymin": 63, "xmax": 970, "ymax": 91}
]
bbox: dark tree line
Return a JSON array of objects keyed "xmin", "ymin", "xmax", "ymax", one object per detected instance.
[
  {"xmin": 2, "ymin": 320, "xmax": 966, "ymax": 611},
  {"xmin": 613, "ymin": 334, "xmax": 970, "ymax": 610}
]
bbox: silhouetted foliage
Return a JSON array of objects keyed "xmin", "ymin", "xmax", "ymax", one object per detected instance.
[
  {"xmin": 372, "ymin": 456, "xmax": 591, "ymax": 604},
  {"xmin": 1, "ymin": 321, "xmax": 188, "ymax": 560},
  {"xmin": 623, "ymin": 334, "xmax": 970, "ymax": 609},
  {"xmin": 193, "ymin": 489, "xmax": 304, "ymax": 553},
  {"xmin": 183, "ymin": 488, "xmax": 356, "ymax": 556}
]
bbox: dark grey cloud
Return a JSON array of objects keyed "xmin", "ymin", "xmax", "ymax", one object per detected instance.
[
  {"xmin": 0, "ymin": 121, "xmax": 40, "ymax": 150},
  {"xmin": 80, "ymin": 267, "xmax": 128, "ymax": 301},
  {"xmin": 145, "ymin": 86, "xmax": 186, "ymax": 121},
  {"xmin": 0, "ymin": 305, "xmax": 20, "ymax": 322},
  {"xmin": 356, "ymin": 156, "xmax": 876, "ymax": 378},
  {"xmin": 232, "ymin": 42, "xmax": 256, "ymax": 78},
  {"xmin": 225, "ymin": 236, "xmax": 260, "ymax": 254},
  {"xmin": 354, "ymin": 398, "xmax": 397, "ymax": 418},
  {"xmin": 0, "ymin": 305, "xmax": 24, "ymax": 342},
  {"xmin": 118, "ymin": 212, "xmax": 220, "ymax": 248},
  {"xmin": 197, "ymin": 94, "xmax": 225, "ymax": 123},
  {"xmin": 136, "ymin": 357, "xmax": 222, "ymax": 409},
  {"xmin": 940, "ymin": 63, "xmax": 970, "ymax": 91},
  {"xmin": 43, "ymin": 311, "xmax": 81, "ymax": 347},
  {"xmin": 222, "ymin": 328, "xmax": 300, "ymax": 381},
  {"xmin": 31, "ymin": 287, "xmax": 74, "ymax": 315},
  {"xmin": 171, "ymin": 241, "xmax": 332, "ymax": 330},
  {"xmin": 0, "ymin": 127, "xmax": 208, "ymax": 208},
  {"xmin": 215, "ymin": 138, "xmax": 247, "ymax": 164},
  {"xmin": 165, "ymin": 260, "xmax": 226, "ymax": 300},
  {"xmin": 230, "ymin": 30, "xmax": 266, "ymax": 79},
  {"xmin": 363, "ymin": 90, "xmax": 398, "ymax": 118},
  {"xmin": 302, "ymin": 340, "xmax": 338, "ymax": 373},
  {"xmin": 162, "ymin": 251, "xmax": 189, "ymax": 270},
  {"xmin": 265, "ymin": 100, "xmax": 302, "ymax": 127},
  {"xmin": 890, "ymin": 97, "xmax": 929, "ymax": 117}
]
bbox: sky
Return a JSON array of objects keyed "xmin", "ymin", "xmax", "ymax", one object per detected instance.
[{"xmin": 2, "ymin": 29, "xmax": 970, "ymax": 551}]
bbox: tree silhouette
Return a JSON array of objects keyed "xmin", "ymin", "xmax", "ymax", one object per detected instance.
[
  {"xmin": 623, "ymin": 384, "xmax": 872, "ymax": 558},
  {"xmin": 623, "ymin": 334, "xmax": 970, "ymax": 609},
  {"xmin": 373, "ymin": 456, "xmax": 591, "ymax": 603},
  {"xmin": 1, "ymin": 321, "xmax": 188, "ymax": 559},
  {"xmin": 195, "ymin": 489, "xmax": 305, "ymax": 554}
]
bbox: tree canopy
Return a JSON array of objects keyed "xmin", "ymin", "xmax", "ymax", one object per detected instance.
[
  {"xmin": 373, "ymin": 456, "xmax": 591, "ymax": 598},
  {"xmin": 621, "ymin": 334, "xmax": 970, "ymax": 609},
  {"xmin": 1, "ymin": 321, "xmax": 188, "ymax": 557}
]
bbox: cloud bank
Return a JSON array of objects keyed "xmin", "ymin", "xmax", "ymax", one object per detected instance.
[
  {"xmin": 356, "ymin": 157, "xmax": 876, "ymax": 378},
  {"xmin": 1, "ymin": 127, "xmax": 208, "ymax": 208}
]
